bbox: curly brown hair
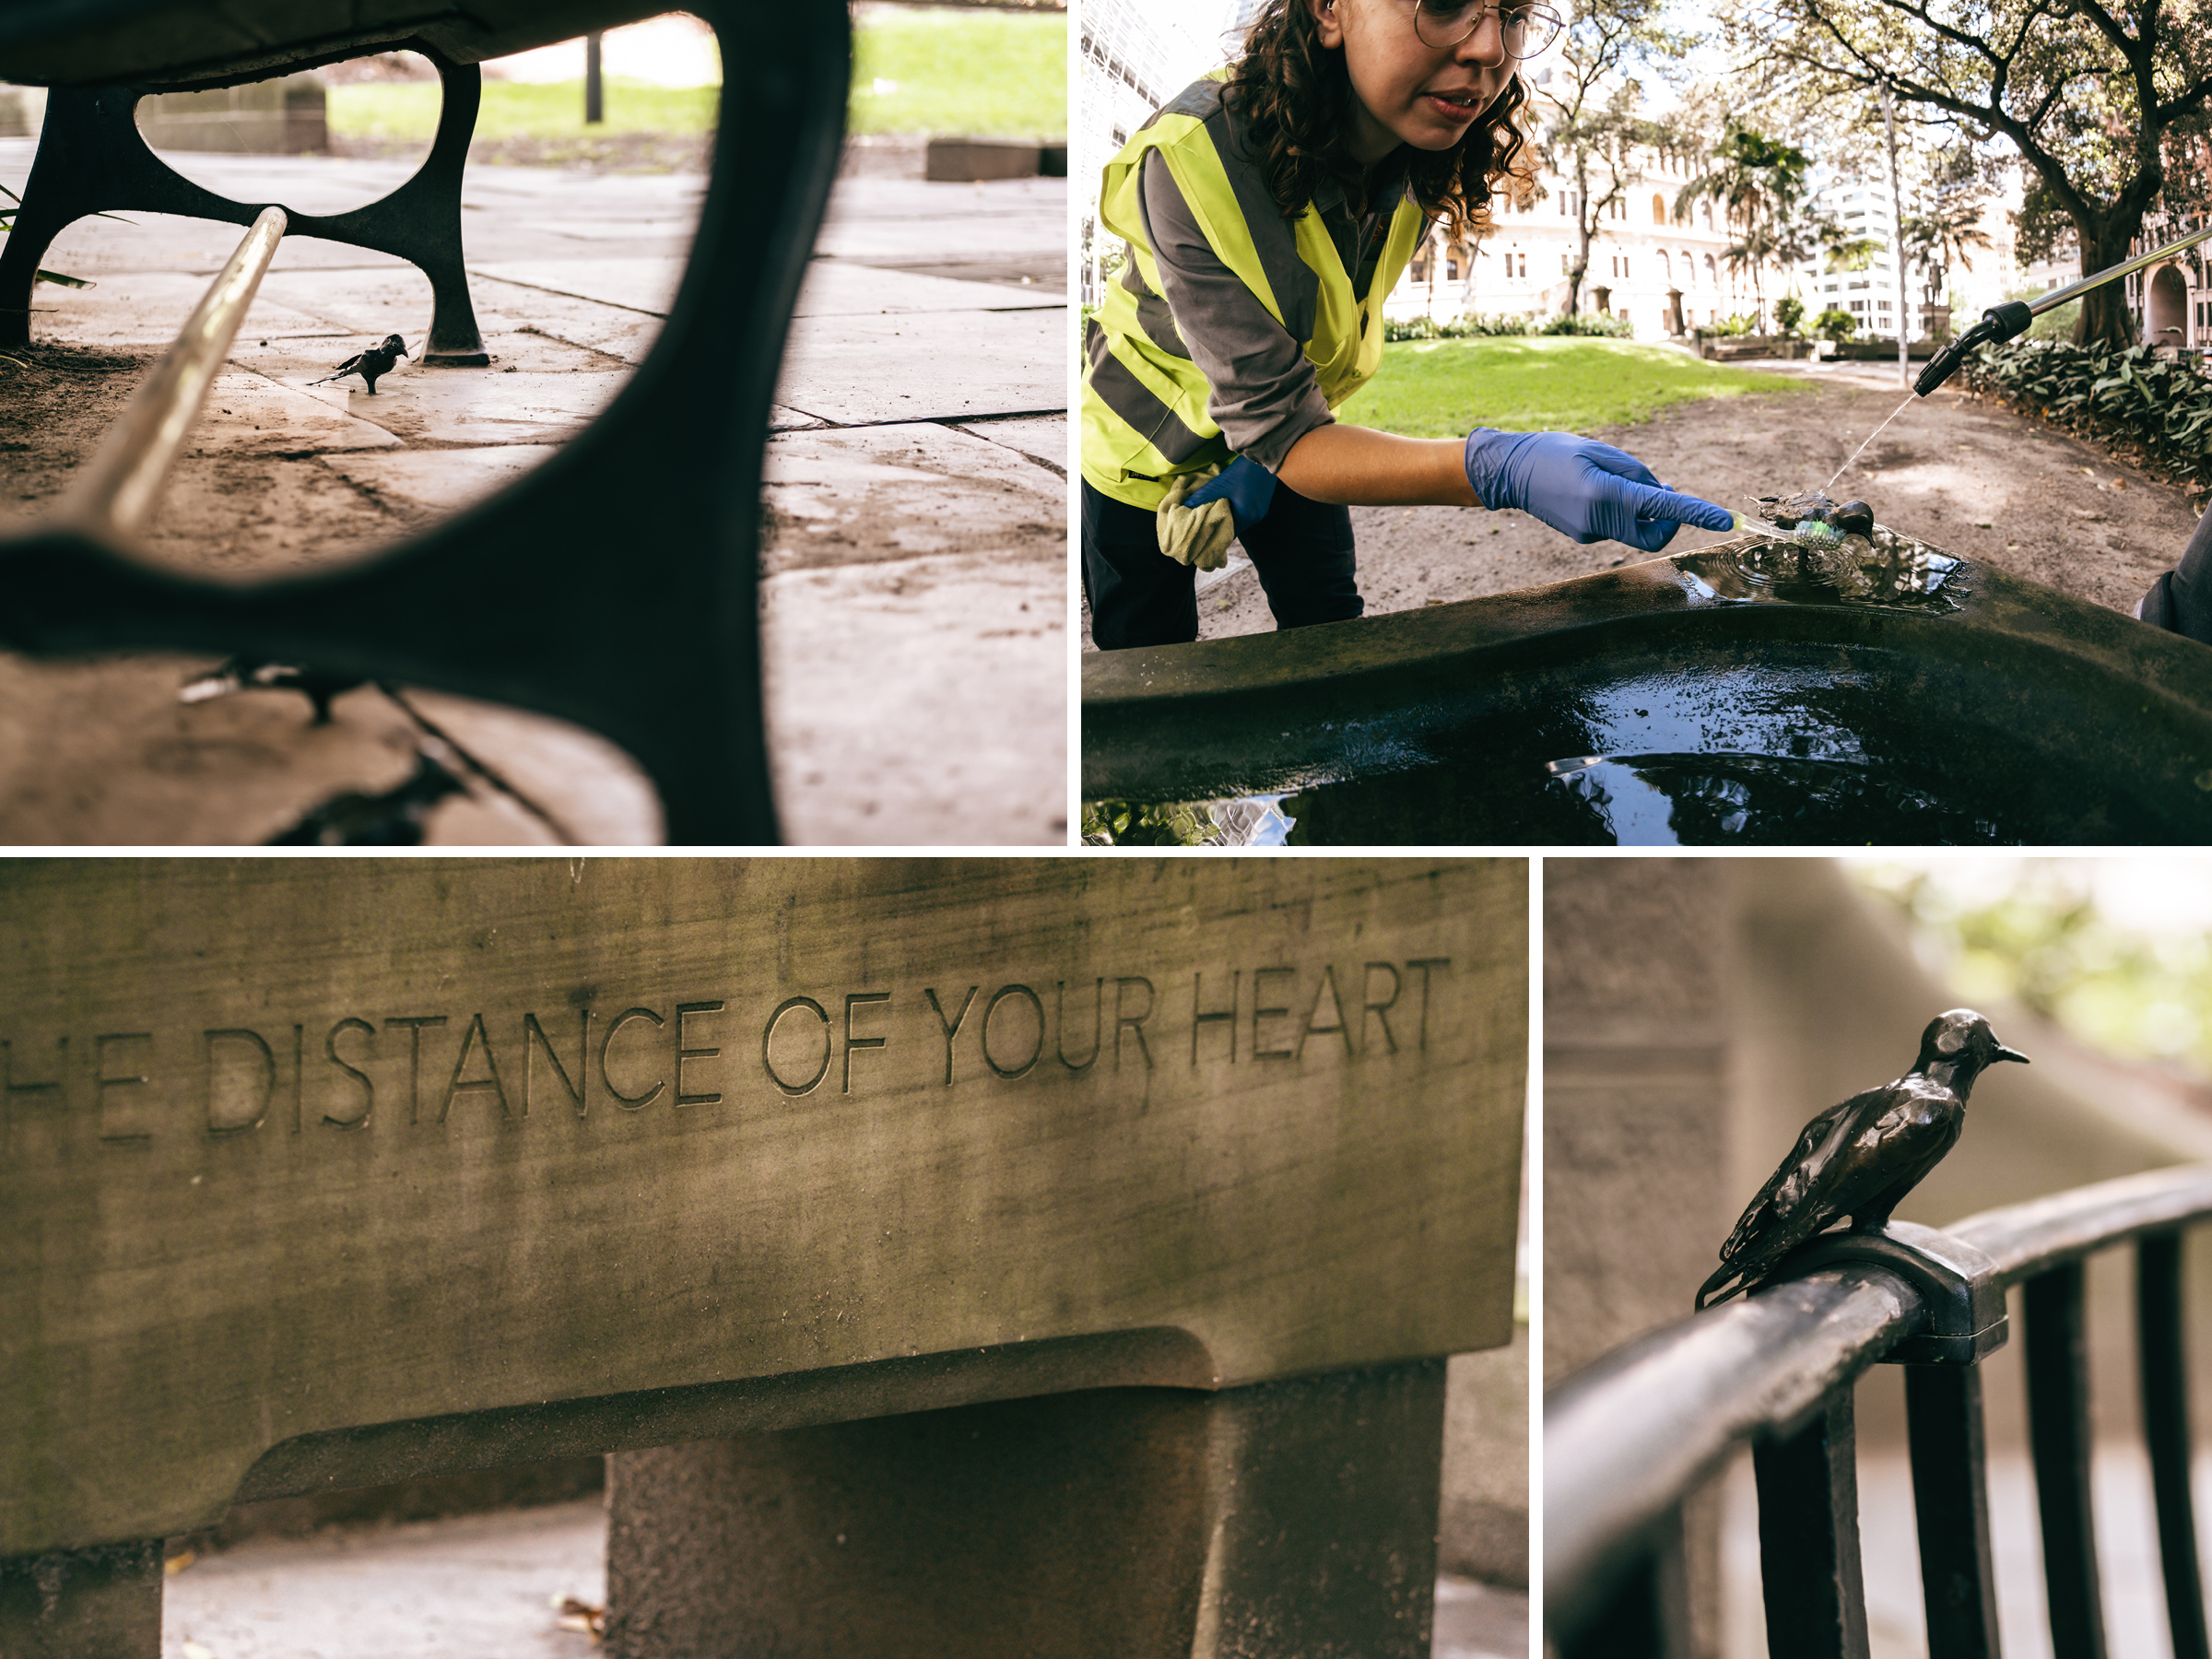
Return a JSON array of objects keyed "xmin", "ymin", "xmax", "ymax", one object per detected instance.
[{"xmin": 1224, "ymin": 0, "xmax": 1536, "ymax": 242}]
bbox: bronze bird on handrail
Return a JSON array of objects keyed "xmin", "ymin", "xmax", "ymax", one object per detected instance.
[{"xmin": 1694, "ymin": 1009, "xmax": 2030, "ymax": 1311}]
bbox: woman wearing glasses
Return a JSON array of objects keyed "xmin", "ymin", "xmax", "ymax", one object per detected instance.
[{"xmin": 1080, "ymin": 0, "xmax": 1736, "ymax": 650}]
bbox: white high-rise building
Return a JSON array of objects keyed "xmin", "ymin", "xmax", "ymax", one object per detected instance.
[{"xmin": 1077, "ymin": 0, "xmax": 1245, "ymax": 307}]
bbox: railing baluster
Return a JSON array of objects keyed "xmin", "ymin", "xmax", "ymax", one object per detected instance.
[
  {"xmin": 1905, "ymin": 1364, "xmax": 2004, "ymax": 1659},
  {"xmin": 2026, "ymin": 1263, "xmax": 2108, "ymax": 1659},
  {"xmin": 2138, "ymin": 1231, "xmax": 2210, "ymax": 1659},
  {"xmin": 1753, "ymin": 1385, "xmax": 1870, "ymax": 1659},
  {"xmin": 1555, "ymin": 1505, "xmax": 1692, "ymax": 1659}
]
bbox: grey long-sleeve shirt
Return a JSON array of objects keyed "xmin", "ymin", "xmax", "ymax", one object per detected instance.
[{"xmin": 1135, "ymin": 146, "xmax": 1412, "ymax": 473}]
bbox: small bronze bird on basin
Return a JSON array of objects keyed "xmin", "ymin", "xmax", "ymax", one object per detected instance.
[
  {"xmin": 1694, "ymin": 1009, "xmax": 2030, "ymax": 1311},
  {"xmin": 312, "ymin": 334, "xmax": 409, "ymax": 394}
]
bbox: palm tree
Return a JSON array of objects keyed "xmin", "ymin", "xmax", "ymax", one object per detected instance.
[
  {"xmin": 1899, "ymin": 196, "xmax": 1994, "ymax": 339},
  {"xmin": 1677, "ymin": 125, "xmax": 1810, "ymax": 332}
]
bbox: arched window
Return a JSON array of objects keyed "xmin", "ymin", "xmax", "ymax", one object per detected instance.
[
  {"xmin": 1704, "ymin": 253, "xmax": 1717, "ymax": 282},
  {"xmin": 1653, "ymin": 192, "xmax": 1666, "ymax": 224},
  {"xmin": 1701, "ymin": 202, "xmax": 1713, "ymax": 229},
  {"xmin": 1659, "ymin": 249, "xmax": 1672, "ymax": 281},
  {"xmin": 1681, "ymin": 250, "xmax": 1694, "ymax": 285}
]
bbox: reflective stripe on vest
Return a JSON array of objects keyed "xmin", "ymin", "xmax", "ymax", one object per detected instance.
[{"xmin": 1080, "ymin": 73, "xmax": 1428, "ymax": 511}]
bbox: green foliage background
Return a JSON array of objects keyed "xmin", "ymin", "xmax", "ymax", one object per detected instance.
[{"xmin": 1858, "ymin": 864, "xmax": 2212, "ymax": 1081}]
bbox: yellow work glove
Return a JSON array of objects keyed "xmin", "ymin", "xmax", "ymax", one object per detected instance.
[{"xmin": 1154, "ymin": 465, "xmax": 1236, "ymax": 571}]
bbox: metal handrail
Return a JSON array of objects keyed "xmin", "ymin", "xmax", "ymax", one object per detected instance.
[
  {"xmin": 1950, "ymin": 1164, "xmax": 2212, "ymax": 1286},
  {"xmin": 1547, "ymin": 1161, "xmax": 2212, "ymax": 1659},
  {"xmin": 57, "ymin": 205, "xmax": 285, "ymax": 542},
  {"xmin": 1547, "ymin": 1265, "xmax": 1924, "ymax": 1630}
]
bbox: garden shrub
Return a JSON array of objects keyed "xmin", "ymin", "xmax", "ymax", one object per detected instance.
[
  {"xmin": 1960, "ymin": 337, "xmax": 2212, "ymax": 509},
  {"xmin": 1539, "ymin": 311, "xmax": 1634, "ymax": 338}
]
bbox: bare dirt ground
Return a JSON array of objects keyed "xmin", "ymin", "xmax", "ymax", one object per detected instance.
[{"xmin": 1081, "ymin": 357, "xmax": 2204, "ymax": 645}]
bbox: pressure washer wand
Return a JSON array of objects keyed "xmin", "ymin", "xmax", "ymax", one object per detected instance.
[{"xmin": 1912, "ymin": 217, "xmax": 2212, "ymax": 395}]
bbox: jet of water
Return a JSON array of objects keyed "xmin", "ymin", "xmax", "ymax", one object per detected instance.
[{"xmin": 1827, "ymin": 391, "xmax": 1918, "ymax": 493}]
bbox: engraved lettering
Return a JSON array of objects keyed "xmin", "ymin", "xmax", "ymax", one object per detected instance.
[
  {"xmin": 842, "ymin": 992, "xmax": 888, "ymax": 1095},
  {"xmin": 384, "ymin": 1017, "xmax": 448, "ymax": 1125},
  {"xmin": 924, "ymin": 986, "xmax": 978, "ymax": 1087},
  {"xmin": 1406, "ymin": 959, "xmax": 1452, "ymax": 1051},
  {"xmin": 3, "ymin": 1035, "xmax": 66, "ymax": 1157},
  {"xmin": 290, "ymin": 1024, "xmax": 304, "ymax": 1134},
  {"xmin": 982, "ymin": 984, "xmax": 1043, "ymax": 1080},
  {"xmin": 440, "ymin": 1013, "xmax": 513, "ymax": 1124},
  {"xmin": 1055, "ymin": 979, "xmax": 1102, "ymax": 1073},
  {"xmin": 1296, "ymin": 966, "xmax": 1354, "ymax": 1061},
  {"xmin": 1112, "ymin": 977, "xmax": 1155, "ymax": 1072},
  {"xmin": 676, "ymin": 1001, "xmax": 725, "ymax": 1107},
  {"xmin": 762, "ymin": 997, "xmax": 830, "ymax": 1097},
  {"xmin": 524, "ymin": 1012, "xmax": 587, "ymax": 1119},
  {"xmin": 1362, "ymin": 963, "xmax": 1402, "ymax": 1055},
  {"xmin": 324, "ymin": 1018, "xmax": 373, "ymax": 1129},
  {"xmin": 95, "ymin": 1032, "xmax": 152, "ymax": 1147},
  {"xmin": 1252, "ymin": 969, "xmax": 1296, "ymax": 1061},
  {"xmin": 1192, "ymin": 971, "xmax": 1239, "ymax": 1066},
  {"xmin": 603, "ymin": 1007, "xmax": 666, "ymax": 1110},
  {"xmin": 203, "ymin": 1028, "xmax": 273, "ymax": 1137}
]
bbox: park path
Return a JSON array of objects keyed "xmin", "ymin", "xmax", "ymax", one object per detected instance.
[
  {"xmin": 158, "ymin": 1496, "xmax": 1525, "ymax": 1659},
  {"xmin": 1091, "ymin": 356, "xmax": 2201, "ymax": 644},
  {"xmin": 0, "ymin": 136, "xmax": 1066, "ymax": 843}
]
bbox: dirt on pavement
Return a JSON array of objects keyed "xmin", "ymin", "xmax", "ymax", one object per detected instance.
[{"xmin": 1081, "ymin": 358, "xmax": 2206, "ymax": 645}]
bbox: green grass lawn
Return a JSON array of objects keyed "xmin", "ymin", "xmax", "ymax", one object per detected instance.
[
  {"xmin": 328, "ymin": 11, "xmax": 1064, "ymax": 144},
  {"xmin": 852, "ymin": 9, "xmax": 1065, "ymax": 139},
  {"xmin": 1337, "ymin": 335, "xmax": 1818, "ymax": 436},
  {"xmin": 330, "ymin": 77, "xmax": 715, "ymax": 141}
]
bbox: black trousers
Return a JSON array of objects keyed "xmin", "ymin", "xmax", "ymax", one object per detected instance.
[
  {"xmin": 1082, "ymin": 478, "xmax": 1362, "ymax": 650},
  {"xmin": 2140, "ymin": 502, "xmax": 2212, "ymax": 644}
]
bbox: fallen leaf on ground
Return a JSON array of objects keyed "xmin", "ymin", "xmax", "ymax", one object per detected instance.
[{"xmin": 552, "ymin": 1594, "xmax": 606, "ymax": 1637}]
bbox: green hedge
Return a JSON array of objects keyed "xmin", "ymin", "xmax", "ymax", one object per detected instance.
[
  {"xmin": 1960, "ymin": 338, "xmax": 2212, "ymax": 509},
  {"xmin": 1383, "ymin": 310, "xmax": 1634, "ymax": 342}
]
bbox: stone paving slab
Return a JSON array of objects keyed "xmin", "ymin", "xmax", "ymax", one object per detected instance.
[
  {"xmin": 759, "ymin": 420, "xmax": 1065, "ymax": 571},
  {"xmin": 759, "ymin": 421, "xmax": 1065, "ymax": 842},
  {"xmin": 161, "ymin": 1498, "xmax": 606, "ymax": 1659},
  {"xmin": 765, "ymin": 548, "xmax": 1067, "ymax": 844},
  {"xmin": 951, "ymin": 414, "xmax": 1069, "ymax": 477},
  {"xmin": 283, "ymin": 370, "xmax": 629, "ymax": 446},
  {"xmin": 317, "ymin": 444, "xmax": 559, "ymax": 514},
  {"xmin": 31, "ymin": 271, "xmax": 347, "ymax": 345},
  {"xmin": 467, "ymin": 257, "xmax": 682, "ymax": 318},
  {"xmin": 159, "ymin": 1497, "xmax": 1493, "ymax": 1659},
  {"xmin": 466, "ymin": 278, "xmax": 664, "ymax": 365},
  {"xmin": 186, "ymin": 371, "xmax": 404, "ymax": 458},
  {"xmin": 394, "ymin": 688, "xmax": 662, "ymax": 846},
  {"xmin": 0, "ymin": 658, "xmax": 418, "ymax": 843},
  {"xmin": 779, "ymin": 309, "xmax": 1065, "ymax": 424}
]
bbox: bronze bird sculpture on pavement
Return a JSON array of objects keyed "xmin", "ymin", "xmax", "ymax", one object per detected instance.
[
  {"xmin": 1694, "ymin": 1009, "xmax": 2030, "ymax": 1311},
  {"xmin": 312, "ymin": 334, "xmax": 409, "ymax": 394}
]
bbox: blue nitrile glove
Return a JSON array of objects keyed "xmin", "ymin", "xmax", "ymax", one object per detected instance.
[
  {"xmin": 1463, "ymin": 429, "xmax": 1735, "ymax": 552},
  {"xmin": 1156, "ymin": 455, "xmax": 1278, "ymax": 569},
  {"xmin": 1184, "ymin": 454, "xmax": 1277, "ymax": 527}
]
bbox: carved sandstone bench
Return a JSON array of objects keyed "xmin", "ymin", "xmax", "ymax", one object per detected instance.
[{"xmin": 0, "ymin": 857, "xmax": 1526, "ymax": 1657}]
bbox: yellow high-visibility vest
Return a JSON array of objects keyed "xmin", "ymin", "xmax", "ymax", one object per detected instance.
[{"xmin": 1082, "ymin": 71, "xmax": 1428, "ymax": 511}]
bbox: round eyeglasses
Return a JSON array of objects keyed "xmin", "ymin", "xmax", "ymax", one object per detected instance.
[{"xmin": 1410, "ymin": 0, "xmax": 1563, "ymax": 57}]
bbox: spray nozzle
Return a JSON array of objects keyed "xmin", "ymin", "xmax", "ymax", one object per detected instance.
[{"xmin": 1913, "ymin": 300, "xmax": 2034, "ymax": 396}]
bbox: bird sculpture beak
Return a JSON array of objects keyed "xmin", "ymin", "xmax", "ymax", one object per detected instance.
[{"xmin": 1995, "ymin": 1043, "xmax": 2031, "ymax": 1065}]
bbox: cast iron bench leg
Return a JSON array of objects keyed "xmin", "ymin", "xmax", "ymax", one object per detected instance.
[
  {"xmin": 603, "ymin": 1359, "xmax": 1448, "ymax": 1658},
  {"xmin": 0, "ymin": 46, "xmax": 487, "ymax": 361},
  {"xmin": 0, "ymin": 1539, "xmax": 164, "ymax": 1657}
]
